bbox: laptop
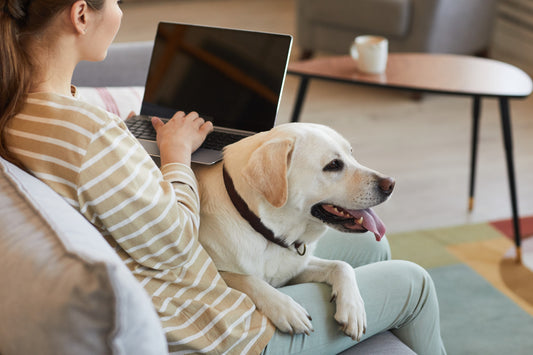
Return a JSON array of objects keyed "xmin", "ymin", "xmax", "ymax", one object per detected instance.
[{"xmin": 126, "ymin": 22, "xmax": 293, "ymax": 165}]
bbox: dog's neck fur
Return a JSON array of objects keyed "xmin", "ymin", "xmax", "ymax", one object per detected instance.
[{"xmin": 222, "ymin": 165, "xmax": 307, "ymax": 256}]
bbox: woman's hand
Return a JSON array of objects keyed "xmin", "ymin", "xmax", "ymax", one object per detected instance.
[{"xmin": 152, "ymin": 111, "xmax": 213, "ymax": 166}]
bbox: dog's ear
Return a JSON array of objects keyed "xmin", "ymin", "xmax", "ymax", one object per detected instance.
[{"xmin": 242, "ymin": 137, "xmax": 294, "ymax": 208}]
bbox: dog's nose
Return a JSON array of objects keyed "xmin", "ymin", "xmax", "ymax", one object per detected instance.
[{"xmin": 379, "ymin": 177, "xmax": 395, "ymax": 195}]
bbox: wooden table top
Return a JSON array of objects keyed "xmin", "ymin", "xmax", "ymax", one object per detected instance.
[{"xmin": 288, "ymin": 53, "xmax": 533, "ymax": 98}]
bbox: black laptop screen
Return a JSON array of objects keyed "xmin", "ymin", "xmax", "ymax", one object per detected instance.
[{"xmin": 140, "ymin": 22, "xmax": 292, "ymax": 133}]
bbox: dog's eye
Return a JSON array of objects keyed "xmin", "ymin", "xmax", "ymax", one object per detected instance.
[{"xmin": 323, "ymin": 159, "xmax": 344, "ymax": 172}]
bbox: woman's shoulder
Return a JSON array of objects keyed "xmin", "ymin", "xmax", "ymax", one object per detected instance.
[{"xmin": 26, "ymin": 90, "xmax": 123, "ymax": 132}]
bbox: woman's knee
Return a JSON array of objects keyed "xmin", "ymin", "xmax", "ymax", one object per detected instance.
[
  {"xmin": 386, "ymin": 260, "xmax": 435, "ymax": 291},
  {"xmin": 383, "ymin": 260, "xmax": 438, "ymax": 319},
  {"xmin": 356, "ymin": 259, "xmax": 437, "ymax": 308},
  {"xmin": 314, "ymin": 230, "xmax": 391, "ymax": 267},
  {"xmin": 356, "ymin": 260, "xmax": 439, "ymax": 331},
  {"xmin": 377, "ymin": 261, "xmax": 445, "ymax": 354}
]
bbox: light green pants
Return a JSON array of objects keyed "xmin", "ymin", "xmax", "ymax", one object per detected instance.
[{"xmin": 262, "ymin": 229, "xmax": 447, "ymax": 355}]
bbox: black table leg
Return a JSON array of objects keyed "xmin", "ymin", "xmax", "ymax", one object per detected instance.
[
  {"xmin": 290, "ymin": 77, "xmax": 310, "ymax": 122},
  {"xmin": 499, "ymin": 97, "xmax": 522, "ymax": 263},
  {"xmin": 469, "ymin": 96, "xmax": 481, "ymax": 211}
]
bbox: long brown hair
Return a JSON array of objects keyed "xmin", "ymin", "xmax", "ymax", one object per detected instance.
[{"xmin": 0, "ymin": 0, "xmax": 105, "ymax": 167}]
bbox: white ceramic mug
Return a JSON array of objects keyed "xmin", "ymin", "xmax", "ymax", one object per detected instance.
[{"xmin": 350, "ymin": 35, "xmax": 388, "ymax": 74}]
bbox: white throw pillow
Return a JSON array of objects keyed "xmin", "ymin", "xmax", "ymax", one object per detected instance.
[
  {"xmin": 77, "ymin": 86, "xmax": 144, "ymax": 120},
  {"xmin": 0, "ymin": 158, "xmax": 168, "ymax": 355}
]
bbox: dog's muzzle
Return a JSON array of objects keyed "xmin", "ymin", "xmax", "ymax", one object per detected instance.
[{"xmin": 310, "ymin": 176, "xmax": 395, "ymax": 241}]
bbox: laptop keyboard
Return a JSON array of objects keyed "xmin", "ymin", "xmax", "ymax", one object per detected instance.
[
  {"xmin": 126, "ymin": 116, "xmax": 247, "ymax": 151},
  {"xmin": 201, "ymin": 131, "xmax": 246, "ymax": 150},
  {"xmin": 126, "ymin": 116, "xmax": 159, "ymax": 140}
]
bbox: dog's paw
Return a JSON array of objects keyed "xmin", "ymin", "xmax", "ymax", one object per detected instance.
[
  {"xmin": 332, "ymin": 288, "xmax": 367, "ymax": 341},
  {"xmin": 331, "ymin": 280, "xmax": 366, "ymax": 341},
  {"xmin": 260, "ymin": 292, "xmax": 314, "ymax": 335}
]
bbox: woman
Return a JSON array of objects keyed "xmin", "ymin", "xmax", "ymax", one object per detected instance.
[{"xmin": 0, "ymin": 0, "xmax": 446, "ymax": 354}]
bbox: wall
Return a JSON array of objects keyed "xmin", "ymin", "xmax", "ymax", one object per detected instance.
[{"xmin": 490, "ymin": 0, "xmax": 533, "ymax": 75}]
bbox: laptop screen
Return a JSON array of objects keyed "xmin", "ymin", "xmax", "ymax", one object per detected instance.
[{"xmin": 140, "ymin": 22, "xmax": 292, "ymax": 133}]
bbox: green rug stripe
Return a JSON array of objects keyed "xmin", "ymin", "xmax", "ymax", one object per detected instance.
[
  {"xmin": 430, "ymin": 264, "xmax": 533, "ymax": 355},
  {"xmin": 387, "ymin": 223, "xmax": 505, "ymax": 269},
  {"xmin": 386, "ymin": 223, "xmax": 533, "ymax": 354}
]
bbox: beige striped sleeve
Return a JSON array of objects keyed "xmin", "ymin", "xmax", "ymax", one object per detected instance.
[{"xmin": 77, "ymin": 117, "xmax": 202, "ymax": 271}]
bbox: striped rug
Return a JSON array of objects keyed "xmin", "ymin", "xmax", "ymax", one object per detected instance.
[{"xmin": 387, "ymin": 217, "xmax": 533, "ymax": 355}]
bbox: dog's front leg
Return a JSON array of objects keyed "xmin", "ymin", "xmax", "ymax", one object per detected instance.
[
  {"xmin": 220, "ymin": 271, "xmax": 314, "ymax": 335},
  {"xmin": 290, "ymin": 256, "xmax": 366, "ymax": 341}
]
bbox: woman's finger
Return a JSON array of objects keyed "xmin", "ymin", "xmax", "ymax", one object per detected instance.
[
  {"xmin": 151, "ymin": 116, "xmax": 165, "ymax": 130},
  {"xmin": 126, "ymin": 111, "xmax": 136, "ymax": 120},
  {"xmin": 194, "ymin": 117, "xmax": 206, "ymax": 127},
  {"xmin": 171, "ymin": 111, "xmax": 186, "ymax": 121},
  {"xmin": 186, "ymin": 111, "xmax": 199, "ymax": 121},
  {"xmin": 200, "ymin": 120, "xmax": 214, "ymax": 134}
]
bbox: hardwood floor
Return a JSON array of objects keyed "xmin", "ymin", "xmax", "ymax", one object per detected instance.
[{"xmin": 116, "ymin": 0, "xmax": 533, "ymax": 235}]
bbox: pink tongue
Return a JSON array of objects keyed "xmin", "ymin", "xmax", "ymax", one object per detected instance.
[{"xmin": 347, "ymin": 208, "xmax": 386, "ymax": 241}]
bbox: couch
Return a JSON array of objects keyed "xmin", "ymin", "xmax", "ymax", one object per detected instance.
[
  {"xmin": 296, "ymin": 0, "xmax": 498, "ymax": 58},
  {"xmin": 0, "ymin": 41, "xmax": 416, "ymax": 355}
]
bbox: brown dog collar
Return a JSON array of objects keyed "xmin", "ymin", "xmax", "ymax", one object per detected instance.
[{"xmin": 222, "ymin": 165, "xmax": 306, "ymax": 256}]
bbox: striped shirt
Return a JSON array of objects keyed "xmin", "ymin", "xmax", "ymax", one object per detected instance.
[{"xmin": 6, "ymin": 88, "xmax": 274, "ymax": 354}]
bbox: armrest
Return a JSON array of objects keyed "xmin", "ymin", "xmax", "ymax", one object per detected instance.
[
  {"xmin": 422, "ymin": 0, "xmax": 497, "ymax": 54},
  {"xmin": 72, "ymin": 41, "xmax": 153, "ymax": 87}
]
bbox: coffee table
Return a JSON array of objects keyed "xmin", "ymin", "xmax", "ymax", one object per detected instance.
[{"xmin": 287, "ymin": 53, "xmax": 533, "ymax": 262}]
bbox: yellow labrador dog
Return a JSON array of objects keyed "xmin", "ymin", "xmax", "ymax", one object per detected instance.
[{"xmin": 193, "ymin": 122, "xmax": 394, "ymax": 341}]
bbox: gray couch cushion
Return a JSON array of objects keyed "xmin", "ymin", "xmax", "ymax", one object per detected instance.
[
  {"xmin": 305, "ymin": 0, "xmax": 412, "ymax": 38},
  {"xmin": 72, "ymin": 41, "xmax": 153, "ymax": 87},
  {"xmin": 338, "ymin": 331, "xmax": 416, "ymax": 355},
  {"xmin": 0, "ymin": 158, "xmax": 168, "ymax": 355}
]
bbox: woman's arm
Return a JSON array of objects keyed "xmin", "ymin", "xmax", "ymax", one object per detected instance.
[{"xmin": 77, "ymin": 116, "xmax": 204, "ymax": 270}]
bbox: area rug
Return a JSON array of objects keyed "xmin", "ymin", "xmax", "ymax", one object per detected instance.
[{"xmin": 387, "ymin": 217, "xmax": 533, "ymax": 355}]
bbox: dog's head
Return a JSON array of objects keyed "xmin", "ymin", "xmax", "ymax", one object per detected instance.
[{"xmin": 224, "ymin": 123, "xmax": 394, "ymax": 241}]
